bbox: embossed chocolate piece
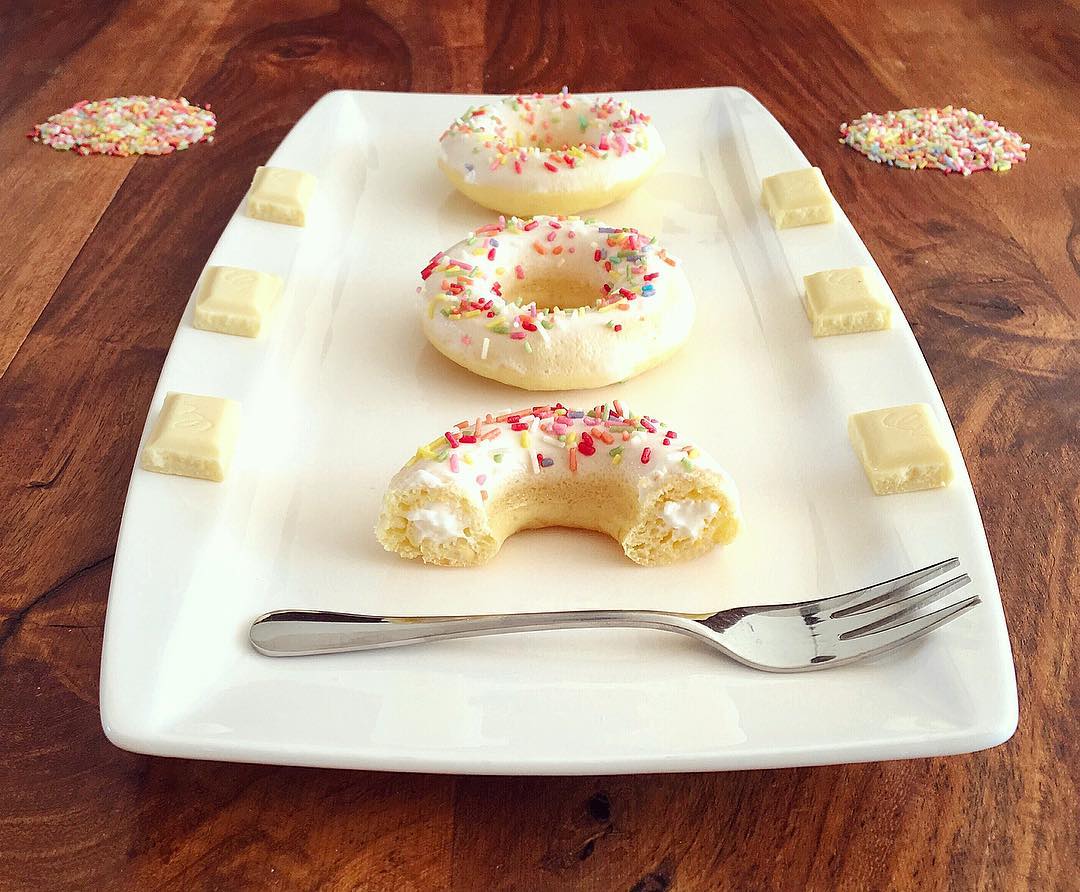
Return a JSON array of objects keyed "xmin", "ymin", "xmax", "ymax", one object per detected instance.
[
  {"xmin": 761, "ymin": 167, "xmax": 835, "ymax": 229},
  {"xmin": 193, "ymin": 266, "xmax": 282, "ymax": 337},
  {"xmin": 803, "ymin": 266, "xmax": 891, "ymax": 337},
  {"xmin": 246, "ymin": 166, "xmax": 316, "ymax": 226},
  {"xmin": 848, "ymin": 403, "xmax": 953, "ymax": 495},
  {"xmin": 140, "ymin": 392, "xmax": 240, "ymax": 482}
]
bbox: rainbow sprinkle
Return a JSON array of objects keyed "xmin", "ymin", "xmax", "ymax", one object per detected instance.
[
  {"xmin": 422, "ymin": 215, "xmax": 671, "ymax": 352},
  {"xmin": 407, "ymin": 404, "xmax": 686, "ymax": 477},
  {"xmin": 440, "ymin": 90, "xmax": 653, "ymax": 176},
  {"xmin": 839, "ymin": 106, "xmax": 1028, "ymax": 175},
  {"xmin": 28, "ymin": 96, "xmax": 216, "ymax": 157}
]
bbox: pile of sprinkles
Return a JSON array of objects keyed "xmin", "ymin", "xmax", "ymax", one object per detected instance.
[
  {"xmin": 407, "ymin": 403, "xmax": 697, "ymax": 499},
  {"xmin": 28, "ymin": 96, "xmax": 216, "ymax": 157},
  {"xmin": 441, "ymin": 88, "xmax": 654, "ymax": 178},
  {"xmin": 838, "ymin": 106, "xmax": 1028, "ymax": 175},
  {"xmin": 420, "ymin": 215, "xmax": 676, "ymax": 353}
]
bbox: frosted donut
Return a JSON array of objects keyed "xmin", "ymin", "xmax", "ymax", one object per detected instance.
[
  {"xmin": 376, "ymin": 402, "xmax": 741, "ymax": 567},
  {"xmin": 438, "ymin": 91, "xmax": 664, "ymax": 216},
  {"xmin": 419, "ymin": 215, "xmax": 694, "ymax": 390}
]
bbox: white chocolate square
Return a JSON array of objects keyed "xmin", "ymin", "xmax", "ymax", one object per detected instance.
[
  {"xmin": 803, "ymin": 267, "xmax": 892, "ymax": 337},
  {"xmin": 848, "ymin": 404, "xmax": 954, "ymax": 495},
  {"xmin": 141, "ymin": 392, "xmax": 240, "ymax": 482},
  {"xmin": 246, "ymin": 166, "xmax": 316, "ymax": 226},
  {"xmin": 193, "ymin": 266, "xmax": 282, "ymax": 337},
  {"xmin": 761, "ymin": 167, "xmax": 835, "ymax": 229}
]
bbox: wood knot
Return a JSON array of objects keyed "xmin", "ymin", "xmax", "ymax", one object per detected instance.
[
  {"xmin": 274, "ymin": 37, "xmax": 330, "ymax": 60},
  {"xmin": 587, "ymin": 791, "xmax": 611, "ymax": 822}
]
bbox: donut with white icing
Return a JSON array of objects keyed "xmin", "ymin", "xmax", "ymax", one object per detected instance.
[
  {"xmin": 376, "ymin": 402, "xmax": 741, "ymax": 567},
  {"xmin": 419, "ymin": 215, "xmax": 694, "ymax": 390},
  {"xmin": 439, "ymin": 91, "xmax": 664, "ymax": 216}
]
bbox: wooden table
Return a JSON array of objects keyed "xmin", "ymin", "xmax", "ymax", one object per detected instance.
[{"xmin": 2, "ymin": 1, "xmax": 1077, "ymax": 889}]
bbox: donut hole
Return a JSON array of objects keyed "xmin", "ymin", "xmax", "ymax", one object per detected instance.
[
  {"xmin": 503, "ymin": 275, "xmax": 600, "ymax": 311},
  {"xmin": 504, "ymin": 100, "xmax": 607, "ymax": 152},
  {"xmin": 501, "ymin": 248, "xmax": 609, "ymax": 310}
]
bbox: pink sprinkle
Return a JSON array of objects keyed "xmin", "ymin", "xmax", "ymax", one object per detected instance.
[
  {"xmin": 515, "ymin": 264, "xmax": 525, "ymax": 279},
  {"xmin": 641, "ymin": 447, "xmax": 651, "ymax": 464},
  {"xmin": 544, "ymin": 161, "xmax": 558, "ymax": 172},
  {"xmin": 640, "ymin": 418, "xmax": 657, "ymax": 433},
  {"xmin": 546, "ymin": 230, "xmax": 557, "ymax": 242},
  {"xmin": 450, "ymin": 453, "xmax": 460, "ymax": 472},
  {"xmin": 487, "ymin": 248, "xmax": 496, "ymax": 260},
  {"xmin": 445, "ymin": 431, "xmax": 460, "ymax": 448},
  {"xmin": 523, "ymin": 220, "xmax": 539, "ymax": 231},
  {"xmin": 476, "ymin": 474, "xmax": 487, "ymax": 485},
  {"xmin": 510, "ymin": 331, "xmax": 527, "ymax": 340}
]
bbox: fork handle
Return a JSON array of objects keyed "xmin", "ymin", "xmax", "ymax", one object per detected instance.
[{"xmin": 249, "ymin": 609, "xmax": 707, "ymax": 656}]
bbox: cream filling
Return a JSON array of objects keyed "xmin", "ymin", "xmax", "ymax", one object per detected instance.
[
  {"xmin": 661, "ymin": 499, "xmax": 719, "ymax": 540},
  {"xmin": 406, "ymin": 506, "xmax": 467, "ymax": 545}
]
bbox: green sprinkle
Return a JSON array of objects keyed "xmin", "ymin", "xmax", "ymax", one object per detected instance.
[
  {"xmin": 523, "ymin": 340, "xmax": 533, "ymax": 353},
  {"xmin": 493, "ymin": 452, "xmax": 504, "ymax": 463},
  {"xmin": 541, "ymin": 319, "xmax": 554, "ymax": 329},
  {"xmin": 609, "ymin": 446, "xmax": 624, "ymax": 457},
  {"xmin": 681, "ymin": 457, "xmax": 693, "ymax": 471},
  {"xmin": 578, "ymin": 114, "xmax": 588, "ymax": 131},
  {"xmin": 492, "ymin": 323, "xmax": 510, "ymax": 334}
]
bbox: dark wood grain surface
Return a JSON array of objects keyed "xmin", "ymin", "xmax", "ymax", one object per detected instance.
[{"xmin": 1, "ymin": 1, "xmax": 1078, "ymax": 889}]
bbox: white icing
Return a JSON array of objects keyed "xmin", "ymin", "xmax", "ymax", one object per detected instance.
[
  {"xmin": 661, "ymin": 499, "xmax": 719, "ymax": 541},
  {"xmin": 405, "ymin": 506, "xmax": 466, "ymax": 545},
  {"xmin": 439, "ymin": 93, "xmax": 664, "ymax": 194}
]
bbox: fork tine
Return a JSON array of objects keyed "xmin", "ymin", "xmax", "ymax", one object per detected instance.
[
  {"xmin": 828, "ymin": 556, "xmax": 962, "ymax": 617},
  {"xmin": 837, "ymin": 575, "xmax": 972, "ymax": 638},
  {"xmin": 833, "ymin": 573, "xmax": 972, "ymax": 631},
  {"xmin": 838, "ymin": 595, "xmax": 981, "ymax": 654}
]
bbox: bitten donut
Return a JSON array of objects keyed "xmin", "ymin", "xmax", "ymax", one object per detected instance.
[
  {"xmin": 419, "ymin": 215, "xmax": 694, "ymax": 390},
  {"xmin": 439, "ymin": 90, "xmax": 664, "ymax": 215},
  {"xmin": 376, "ymin": 402, "xmax": 741, "ymax": 567}
]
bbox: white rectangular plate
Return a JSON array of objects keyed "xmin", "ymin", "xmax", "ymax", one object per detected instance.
[{"xmin": 100, "ymin": 88, "xmax": 1017, "ymax": 774}]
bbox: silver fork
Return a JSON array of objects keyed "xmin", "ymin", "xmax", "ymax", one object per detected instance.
[{"xmin": 249, "ymin": 557, "xmax": 980, "ymax": 672}]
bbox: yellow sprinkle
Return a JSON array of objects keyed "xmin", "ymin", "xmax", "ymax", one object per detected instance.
[
  {"xmin": 428, "ymin": 300, "xmax": 437, "ymax": 319},
  {"xmin": 689, "ymin": 448, "xmax": 699, "ymax": 458},
  {"xmin": 463, "ymin": 309, "xmax": 481, "ymax": 318},
  {"xmin": 613, "ymin": 453, "xmax": 623, "ymax": 465},
  {"xmin": 463, "ymin": 452, "xmax": 473, "ymax": 464},
  {"xmin": 520, "ymin": 432, "xmax": 529, "ymax": 448}
]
